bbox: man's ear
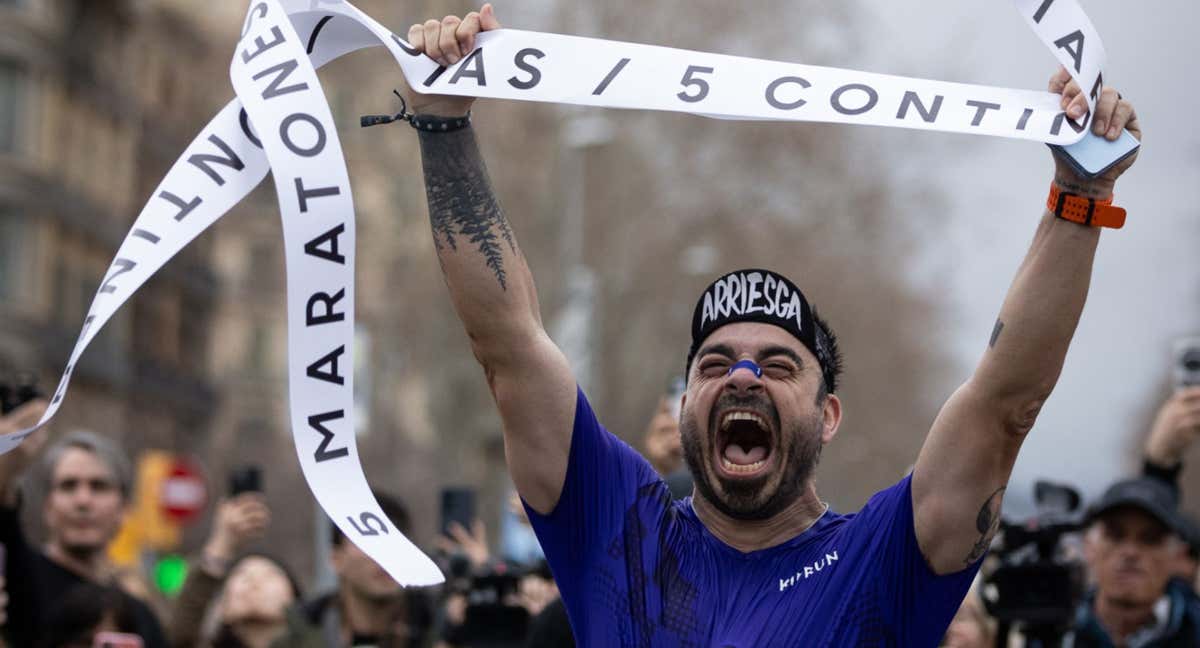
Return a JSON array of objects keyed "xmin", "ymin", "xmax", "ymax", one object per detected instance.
[{"xmin": 821, "ymin": 393, "xmax": 842, "ymax": 444}]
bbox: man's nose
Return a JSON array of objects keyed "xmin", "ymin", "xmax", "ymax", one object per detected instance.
[
  {"xmin": 71, "ymin": 486, "xmax": 96, "ymax": 506},
  {"xmin": 725, "ymin": 359, "xmax": 764, "ymax": 394}
]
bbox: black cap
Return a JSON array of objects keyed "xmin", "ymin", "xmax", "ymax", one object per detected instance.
[
  {"xmin": 1084, "ymin": 477, "xmax": 1185, "ymax": 536},
  {"xmin": 1178, "ymin": 513, "xmax": 1200, "ymax": 559},
  {"xmin": 687, "ymin": 269, "xmax": 838, "ymax": 391}
]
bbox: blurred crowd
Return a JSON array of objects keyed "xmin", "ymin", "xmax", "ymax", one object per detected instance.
[{"xmin": 0, "ymin": 368, "xmax": 1198, "ymax": 648}]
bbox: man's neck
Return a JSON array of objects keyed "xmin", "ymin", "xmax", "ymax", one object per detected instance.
[
  {"xmin": 1093, "ymin": 593, "xmax": 1160, "ymax": 646},
  {"xmin": 339, "ymin": 588, "xmax": 403, "ymax": 639},
  {"xmin": 691, "ymin": 482, "xmax": 827, "ymax": 553},
  {"xmin": 44, "ymin": 541, "xmax": 109, "ymax": 582}
]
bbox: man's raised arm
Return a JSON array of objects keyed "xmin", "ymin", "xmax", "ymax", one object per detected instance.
[
  {"xmin": 912, "ymin": 68, "xmax": 1142, "ymax": 574},
  {"xmin": 406, "ymin": 5, "xmax": 576, "ymax": 514}
]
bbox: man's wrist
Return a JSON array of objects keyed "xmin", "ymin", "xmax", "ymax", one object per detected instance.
[
  {"xmin": 1146, "ymin": 441, "xmax": 1184, "ymax": 467},
  {"xmin": 1052, "ymin": 175, "xmax": 1115, "ymax": 201},
  {"xmin": 203, "ymin": 535, "xmax": 235, "ymax": 561},
  {"xmin": 196, "ymin": 549, "xmax": 231, "ymax": 580}
]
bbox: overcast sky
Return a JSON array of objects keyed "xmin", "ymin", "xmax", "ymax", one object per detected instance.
[{"xmin": 848, "ymin": 1, "xmax": 1200, "ymax": 515}]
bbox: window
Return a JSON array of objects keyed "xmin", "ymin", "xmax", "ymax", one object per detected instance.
[
  {"xmin": 0, "ymin": 60, "xmax": 22, "ymax": 153},
  {"xmin": 0, "ymin": 211, "xmax": 25, "ymax": 300}
]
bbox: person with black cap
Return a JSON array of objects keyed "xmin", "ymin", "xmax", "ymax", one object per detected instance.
[
  {"xmin": 401, "ymin": 6, "xmax": 1142, "ymax": 645},
  {"xmin": 1068, "ymin": 477, "xmax": 1200, "ymax": 646}
]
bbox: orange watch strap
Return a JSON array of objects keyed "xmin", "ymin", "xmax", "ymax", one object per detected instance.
[{"xmin": 1047, "ymin": 183, "xmax": 1126, "ymax": 229}]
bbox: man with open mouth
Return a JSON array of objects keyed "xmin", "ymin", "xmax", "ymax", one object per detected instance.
[{"xmin": 402, "ymin": 5, "xmax": 1142, "ymax": 645}]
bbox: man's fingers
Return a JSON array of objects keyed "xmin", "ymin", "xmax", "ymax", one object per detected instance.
[
  {"xmin": 1048, "ymin": 66, "xmax": 1072, "ymax": 93},
  {"xmin": 1065, "ymin": 89, "xmax": 1088, "ymax": 120},
  {"xmin": 423, "ymin": 19, "xmax": 444, "ymax": 65},
  {"xmin": 7, "ymin": 399, "xmax": 48, "ymax": 429},
  {"xmin": 448, "ymin": 521, "xmax": 471, "ymax": 544},
  {"xmin": 1106, "ymin": 99, "xmax": 1134, "ymax": 140},
  {"xmin": 1179, "ymin": 387, "xmax": 1200, "ymax": 402},
  {"xmin": 458, "ymin": 12, "xmax": 481, "ymax": 56},
  {"xmin": 479, "ymin": 3, "xmax": 502, "ymax": 31},
  {"xmin": 407, "ymin": 23, "xmax": 425, "ymax": 55},
  {"xmin": 440, "ymin": 16, "xmax": 463, "ymax": 65},
  {"xmin": 1092, "ymin": 87, "xmax": 1119, "ymax": 137},
  {"xmin": 434, "ymin": 535, "xmax": 456, "ymax": 554}
]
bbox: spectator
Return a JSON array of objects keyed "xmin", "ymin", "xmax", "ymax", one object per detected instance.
[
  {"xmin": 0, "ymin": 402, "xmax": 166, "ymax": 648},
  {"xmin": 642, "ymin": 397, "xmax": 682, "ymax": 477},
  {"xmin": 37, "ymin": 582, "xmax": 142, "ymax": 648},
  {"xmin": 641, "ymin": 396, "xmax": 692, "ymax": 499},
  {"xmin": 1068, "ymin": 477, "xmax": 1200, "ymax": 646},
  {"xmin": 436, "ymin": 517, "xmax": 572, "ymax": 648},
  {"xmin": 280, "ymin": 492, "xmax": 434, "ymax": 648},
  {"xmin": 168, "ymin": 493, "xmax": 300, "ymax": 648},
  {"xmin": 1141, "ymin": 387, "xmax": 1200, "ymax": 590}
]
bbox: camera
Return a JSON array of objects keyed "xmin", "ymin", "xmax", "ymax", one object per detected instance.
[
  {"xmin": 981, "ymin": 480, "xmax": 1085, "ymax": 647},
  {"xmin": 444, "ymin": 561, "xmax": 554, "ymax": 647},
  {"xmin": 0, "ymin": 373, "xmax": 42, "ymax": 416},
  {"xmin": 1175, "ymin": 337, "xmax": 1200, "ymax": 388}
]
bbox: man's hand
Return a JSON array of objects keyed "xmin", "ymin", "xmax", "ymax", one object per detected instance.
[
  {"xmin": 405, "ymin": 4, "xmax": 502, "ymax": 117},
  {"xmin": 0, "ymin": 399, "xmax": 50, "ymax": 506},
  {"xmin": 435, "ymin": 519, "xmax": 490, "ymax": 571},
  {"xmin": 202, "ymin": 494, "xmax": 270, "ymax": 571},
  {"xmin": 1145, "ymin": 387, "xmax": 1200, "ymax": 467},
  {"xmin": 1049, "ymin": 66, "xmax": 1141, "ymax": 198}
]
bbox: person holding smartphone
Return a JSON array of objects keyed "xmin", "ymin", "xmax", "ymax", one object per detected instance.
[
  {"xmin": 401, "ymin": 6, "xmax": 1142, "ymax": 645},
  {"xmin": 168, "ymin": 483, "xmax": 299, "ymax": 648}
]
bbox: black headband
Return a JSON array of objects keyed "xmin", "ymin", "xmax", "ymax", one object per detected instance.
[{"xmin": 687, "ymin": 269, "xmax": 836, "ymax": 391}]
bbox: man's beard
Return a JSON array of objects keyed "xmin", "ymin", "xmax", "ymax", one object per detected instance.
[{"xmin": 681, "ymin": 394, "xmax": 823, "ymax": 521}]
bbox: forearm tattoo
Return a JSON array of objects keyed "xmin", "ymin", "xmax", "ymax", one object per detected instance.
[
  {"xmin": 964, "ymin": 486, "xmax": 1006, "ymax": 565},
  {"xmin": 418, "ymin": 127, "xmax": 518, "ymax": 290},
  {"xmin": 1053, "ymin": 178, "xmax": 1113, "ymax": 200},
  {"xmin": 989, "ymin": 319, "xmax": 1004, "ymax": 348}
]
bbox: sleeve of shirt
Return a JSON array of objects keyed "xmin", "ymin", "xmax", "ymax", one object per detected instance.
[
  {"xmin": 850, "ymin": 474, "xmax": 982, "ymax": 647},
  {"xmin": 0, "ymin": 500, "xmax": 40, "ymax": 648},
  {"xmin": 168, "ymin": 564, "xmax": 225, "ymax": 648},
  {"xmin": 523, "ymin": 387, "xmax": 663, "ymax": 588},
  {"xmin": 1143, "ymin": 458, "xmax": 1183, "ymax": 502}
]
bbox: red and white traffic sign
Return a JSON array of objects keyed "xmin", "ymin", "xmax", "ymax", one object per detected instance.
[{"xmin": 160, "ymin": 459, "xmax": 207, "ymax": 524}]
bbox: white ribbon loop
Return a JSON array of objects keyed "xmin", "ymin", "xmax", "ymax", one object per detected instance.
[{"xmin": 2, "ymin": 0, "xmax": 1111, "ymax": 585}]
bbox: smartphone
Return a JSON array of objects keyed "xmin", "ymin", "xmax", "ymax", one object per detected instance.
[
  {"xmin": 440, "ymin": 487, "xmax": 476, "ymax": 536},
  {"xmin": 93, "ymin": 632, "xmax": 143, "ymax": 648},
  {"xmin": 1175, "ymin": 337, "xmax": 1200, "ymax": 389},
  {"xmin": 228, "ymin": 465, "xmax": 262, "ymax": 496},
  {"xmin": 1047, "ymin": 129, "xmax": 1139, "ymax": 180}
]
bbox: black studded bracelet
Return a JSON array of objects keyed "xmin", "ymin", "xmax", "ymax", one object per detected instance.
[{"xmin": 359, "ymin": 90, "xmax": 471, "ymax": 133}]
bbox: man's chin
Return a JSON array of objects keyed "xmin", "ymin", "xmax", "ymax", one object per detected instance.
[
  {"xmin": 60, "ymin": 540, "xmax": 106, "ymax": 559},
  {"xmin": 706, "ymin": 477, "xmax": 778, "ymax": 520}
]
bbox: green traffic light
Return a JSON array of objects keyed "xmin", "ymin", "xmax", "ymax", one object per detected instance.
[{"xmin": 154, "ymin": 554, "xmax": 189, "ymax": 596}]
